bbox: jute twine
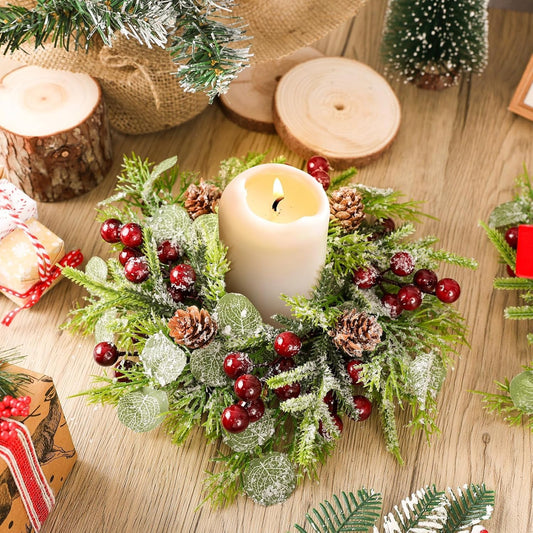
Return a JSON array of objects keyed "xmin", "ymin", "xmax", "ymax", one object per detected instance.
[{"xmin": 0, "ymin": 0, "xmax": 365, "ymax": 134}]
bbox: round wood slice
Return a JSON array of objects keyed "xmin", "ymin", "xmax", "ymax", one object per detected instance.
[
  {"xmin": 273, "ymin": 57, "xmax": 401, "ymax": 169},
  {"xmin": 0, "ymin": 65, "xmax": 113, "ymax": 202},
  {"xmin": 220, "ymin": 47, "xmax": 323, "ymax": 133}
]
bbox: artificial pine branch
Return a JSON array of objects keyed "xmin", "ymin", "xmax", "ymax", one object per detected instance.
[
  {"xmin": 443, "ymin": 484, "xmax": 495, "ymax": 533},
  {"xmin": 0, "ymin": 347, "xmax": 31, "ymax": 398}
]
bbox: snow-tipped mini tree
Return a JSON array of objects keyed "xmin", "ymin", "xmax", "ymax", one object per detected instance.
[{"xmin": 381, "ymin": 0, "xmax": 489, "ymax": 90}]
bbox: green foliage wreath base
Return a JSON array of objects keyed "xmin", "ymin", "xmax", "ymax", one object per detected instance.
[{"xmin": 63, "ymin": 153, "xmax": 476, "ymax": 507}]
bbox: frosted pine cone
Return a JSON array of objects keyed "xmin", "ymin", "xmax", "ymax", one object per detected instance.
[
  {"xmin": 329, "ymin": 187, "xmax": 365, "ymax": 233},
  {"xmin": 168, "ymin": 305, "xmax": 217, "ymax": 349},
  {"xmin": 330, "ymin": 310, "xmax": 382, "ymax": 357},
  {"xmin": 184, "ymin": 180, "xmax": 221, "ymax": 219}
]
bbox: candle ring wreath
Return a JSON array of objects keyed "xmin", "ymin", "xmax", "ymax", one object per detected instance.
[{"xmin": 63, "ymin": 153, "xmax": 477, "ymax": 507}]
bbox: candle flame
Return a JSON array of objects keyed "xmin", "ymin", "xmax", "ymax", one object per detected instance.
[{"xmin": 273, "ymin": 178, "xmax": 284, "ymax": 199}]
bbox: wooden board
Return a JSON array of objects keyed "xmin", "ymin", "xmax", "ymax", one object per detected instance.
[
  {"xmin": 219, "ymin": 47, "xmax": 323, "ymax": 133},
  {"xmin": 0, "ymin": 3, "xmax": 531, "ymax": 532},
  {"xmin": 274, "ymin": 57, "xmax": 401, "ymax": 169}
]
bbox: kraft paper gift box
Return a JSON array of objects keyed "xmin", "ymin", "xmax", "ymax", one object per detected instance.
[
  {"xmin": 0, "ymin": 178, "xmax": 38, "ymax": 241},
  {"xmin": 0, "ymin": 365, "xmax": 76, "ymax": 532},
  {"xmin": 0, "ymin": 218, "xmax": 64, "ymax": 306}
]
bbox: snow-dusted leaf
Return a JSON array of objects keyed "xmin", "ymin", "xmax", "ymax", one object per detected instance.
[
  {"xmin": 94, "ymin": 309, "xmax": 117, "ymax": 343},
  {"xmin": 192, "ymin": 213, "xmax": 219, "ymax": 247},
  {"xmin": 406, "ymin": 351, "xmax": 446, "ymax": 410},
  {"xmin": 242, "ymin": 452, "xmax": 296, "ymax": 506},
  {"xmin": 223, "ymin": 412, "xmax": 275, "ymax": 453},
  {"xmin": 488, "ymin": 200, "xmax": 530, "ymax": 228},
  {"xmin": 117, "ymin": 387, "xmax": 169, "ymax": 433},
  {"xmin": 216, "ymin": 293, "xmax": 263, "ymax": 341},
  {"xmin": 151, "ymin": 156, "xmax": 178, "ymax": 180},
  {"xmin": 510, "ymin": 370, "xmax": 533, "ymax": 414},
  {"xmin": 85, "ymin": 256, "xmax": 108, "ymax": 282},
  {"xmin": 140, "ymin": 332, "xmax": 187, "ymax": 386},
  {"xmin": 148, "ymin": 204, "xmax": 191, "ymax": 243},
  {"xmin": 190, "ymin": 340, "xmax": 229, "ymax": 386}
]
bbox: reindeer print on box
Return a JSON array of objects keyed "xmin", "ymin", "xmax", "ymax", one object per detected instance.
[{"xmin": 0, "ymin": 366, "xmax": 76, "ymax": 532}]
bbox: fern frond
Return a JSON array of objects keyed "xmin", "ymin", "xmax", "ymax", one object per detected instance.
[
  {"xmin": 479, "ymin": 221, "xmax": 516, "ymax": 268},
  {"xmin": 504, "ymin": 305, "xmax": 533, "ymax": 320},
  {"xmin": 443, "ymin": 484, "xmax": 495, "ymax": 532}
]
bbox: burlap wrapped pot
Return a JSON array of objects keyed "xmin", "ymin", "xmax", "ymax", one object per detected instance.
[{"xmin": 0, "ymin": 0, "xmax": 365, "ymax": 135}]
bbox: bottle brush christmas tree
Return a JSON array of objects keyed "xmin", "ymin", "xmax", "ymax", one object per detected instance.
[{"xmin": 381, "ymin": 0, "xmax": 489, "ymax": 90}]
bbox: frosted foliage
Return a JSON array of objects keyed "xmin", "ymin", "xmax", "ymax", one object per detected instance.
[
  {"xmin": 489, "ymin": 198, "xmax": 532, "ymax": 228},
  {"xmin": 192, "ymin": 214, "xmax": 219, "ymax": 247},
  {"xmin": 117, "ymin": 387, "xmax": 169, "ymax": 433},
  {"xmin": 148, "ymin": 204, "xmax": 191, "ymax": 243},
  {"xmin": 216, "ymin": 293, "xmax": 263, "ymax": 341},
  {"xmin": 406, "ymin": 351, "xmax": 446, "ymax": 410},
  {"xmin": 94, "ymin": 309, "xmax": 117, "ymax": 343},
  {"xmin": 510, "ymin": 370, "xmax": 533, "ymax": 414},
  {"xmin": 223, "ymin": 412, "xmax": 275, "ymax": 452},
  {"xmin": 140, "ymin": 332, "xmax": 187, "ymax": 386},
  {"xmin": 85, "ymin": 256, "xmax": 108, "ymax": 281},
  {"xmin": 189, "ymin": 340, "xmax": 229, "ymax": 386},
  {"xmin": 242, "ymin": 452, "xmax": 297, "ymax": 506}
]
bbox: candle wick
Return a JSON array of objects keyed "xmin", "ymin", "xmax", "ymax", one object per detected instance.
[{"xmin": 272, "ymin": 197, "xmax": 284, "ymax": 212}]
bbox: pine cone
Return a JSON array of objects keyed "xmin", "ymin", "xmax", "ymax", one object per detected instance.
[
  {"xmin": 329, "ymin": 187, "xmax": 365, "ymax": 233},
  {"xmin": 330, "ymin": 310, "xmax": 382, "ymax": 357},
  {"xmin": 184, "ymin": 180, "xmax": 222, "ymax": 220},
  {"xmin": 168, "ymin": 305, "xmax": 217, "ymax": 349}
]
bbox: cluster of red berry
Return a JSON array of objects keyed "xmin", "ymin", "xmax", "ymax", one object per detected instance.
[
  {"xmin": 307, "ymin": 155, "xmax": 332, "ymax": 190},
  {"xmin": 92, "ymin": 341, "xmax": 135, "ymax": 382},
  {"xmin": 353, "ymin": 251, "xmax": 461, "ymax": 318},
  {"xmin": 100, "ymin": 218, "xmax": 197, "ymax": 302},
  {"xmin": 0, "ymin": 395, "xmax": 31, "ymax": 442},
  {"xmin": 504, "ymin": 226, "xmax": 519, "ymax": 276}
]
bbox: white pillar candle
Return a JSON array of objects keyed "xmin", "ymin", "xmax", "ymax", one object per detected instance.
[{"xmin": 218, "ymin": 163, "xmax": 330, "ymax": 322}]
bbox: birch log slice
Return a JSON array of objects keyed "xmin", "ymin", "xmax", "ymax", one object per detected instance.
[
  {"xmin": 219, "ymin": 47, "xmax": 323, "ymax": 133},
  {"xmin": 273, "ymin": 57, "xmax": 401, "ymax": 169},
  {"xmin": 0, "ymin": 66, "xmax": 113, "ymax": 202}
]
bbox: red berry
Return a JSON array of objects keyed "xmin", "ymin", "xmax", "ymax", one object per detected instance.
[
  {"xmin": 381, "ymin": 293, "xmax": 403, "ymax": 318},
  {"xmin": 353, "ymin": 266, "xmax": 379, "ymax": 289},
  {"xmin": 318, "ymin": 414, "xmax": 343, "ymax": 439},
  {"xmin": 270, "ymin": 357, "xmax": 296, "ymax": 376},
  {"xmin": 274, "ymin": 382, "xmax": 301, "ymax": 400},
  {"xmin": 311, "ymin": 169, "xmax": 331, "ymax": 190},
  {"xmin": 507, "ymin": 264, "xmax": 516, "ymax": 277},
  {"xmin": 119, "ymin": 246, "xmax": 142, "ymax": 266},
  {"xmin": 353, "ymin": 395, "xmax": 372, "ymax": 421},
  {"xmin": 505, "ymin": 226, "xmax": 519, "ymax": 248},
  {"xmin": 0, "ymin": 431, "xmax": 8, "ymax": 441},
  {"xmin": 100, "ymin": 218, "xmax": 122, "ymax": 243},
  {"xmin": 238, "ymin": 398, "xmax": 265, "ymax": 422},
  {"xmin": 0, "ymin": 410, "xmax": 9, "ymax": 418},
  {"xmin": 114, "ymin": 359, "xmax": 135, "ymax": 383},
  {"xmin": 397, "ymin": 285, "xmax": 423, "ymax": 311},
  {"xmin": 124, "ymin": 257, "xmax": 150, "ymax": 283},
  {"xmin": 170, "ymin": 264, "xmax": 196, "ymax": 291},
  {"xmin": 307, "ymin": 155, "xmax": 329, "ymax": 175},
  {"xmin": 346, "ymin": 360, "xmax": 363, "ymax": 384},
  {"xmin": 93, "ymin": 342, "xmax": 119, "ymax": 366},
  {"xmin": 21, "ymin": 408, "xmax": 29, "ymax": 417},
  {"xmin": 414, "ymin": 269, "xmax": 438, "ymax": 293},
  {"xmin": 10, "ymin": 408, "xmax": 19, "ymax": 417},
  {"xmin": 167, "ymin": 285, "xmax": 185, "ymax": 303},
  {"xmin": 390, "ymin": 252, "xmax": 415, "ymax": 276},
  {"xmin": 8, "ymin": 398, "xmax": 16, "ymax": 407},
  {"xmin": 435, "ymin": 278, "xmax": 461, "ymax": 303},
  {"xmin": 273, "ymin": 332, "xmax": 302, "ymax": 358},
  {"xmin": 157, "ymin": 241, "xmax": 180, "ymax": 264},
  {"xmin": 234, "ymin": 374, "xmax": 262, "ymax": 401},
  {"xmin": 380, "ymin": 218, "xmax": 395, "ymax": 234},
  {"xmin": 221, "ymin": 404, "xmax": 249, "ymax": 433},
  {"xmin": 323, "ymin": 390, "xmax": 338, "ymax": 413},
  {"xmin": 224, "ymin": 352, "xmax": 253, "ymax": 379},
  {"xmin": 120, "ymin": 222, "xmax": 143, "ymax": 248},
  {"xmin": 2, "ymin": 396, "xmax": 12, "ymax": 407}
]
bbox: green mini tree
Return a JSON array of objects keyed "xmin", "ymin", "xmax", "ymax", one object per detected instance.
[{"xmin": 382, "ymin": 0, "xmax": 489, "ymax": 90}]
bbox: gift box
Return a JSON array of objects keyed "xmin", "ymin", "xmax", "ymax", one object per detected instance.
[
  {"xmin": 0, "ymin": 365, "xmax": 76, "ymax": 532},
  {"xmin": 0, "ymin": 178, "xmax": 38, "ymax": 241},
  {"xmin": 0, "ymin": 218, "xmax": 64, "ymax": 306}
]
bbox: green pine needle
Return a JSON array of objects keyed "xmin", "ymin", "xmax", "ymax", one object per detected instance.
[{"xmin": 0, "ymin": 347, "xmax": 31, "ymax": 398}]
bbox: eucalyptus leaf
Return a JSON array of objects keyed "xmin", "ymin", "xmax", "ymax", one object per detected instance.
[
  {"xmin": 223, "ymin": 412, "xmax": 275, "ymax": 453},
  {"xmin": 85, "ymin": 257, "xmax": 108, "ymax": 282},
  {"xmin": 510, "ymin": 370, "xmax": 533, "ymax": 414},
  {"xmin": 216, "ymin": 293, "xmax": 263, "ymax": 342},
  {"xmin": 488, "ymin": 200, "xmax": 530, "ymax": 228},
  {"xmin": 148, "ymin": 204, "xmax": 191, "ymax": 243},
  {"xmin": 140, "ymin": 332, "xmax": 187, "ymax": 387},
  {"xmin": 189, "ymin": 340, "xmax": 229, "ymax": 386},
  {"xmin": 117, "ymin": 387, "xmax": 169, "ymax": 433}
]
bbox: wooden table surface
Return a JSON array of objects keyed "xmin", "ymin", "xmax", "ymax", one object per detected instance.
[{"xmin": 0, "ymin": 2, "xmax": 532, "ymax": 532}]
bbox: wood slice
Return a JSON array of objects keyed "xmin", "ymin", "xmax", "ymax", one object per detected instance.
[
  {"xmin": 273, "ymin": 57, "xmax": 401, "ymax": 169},
  {"xmin": 220, "ymin": 47, "xmax": 323, "ymax": 133},
  {"xmin": 0, "ymin": 65, "xmax": 113, "ymax": 202}
]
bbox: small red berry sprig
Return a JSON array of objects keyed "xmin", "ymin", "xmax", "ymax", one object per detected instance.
[
  {"xmin": 353, "ymin": 251, "xmax": 461, "ymax": 318},
  {"xmin": 99, "ymin": 218, "xmax": 198, "ymax": 302},
  {"xmin": 92, "ymin": 341, "xmax": 136, "ymax": 382},
  {"xmin": 0, "ymin": 394, "xmax": 31, "ymax": 433},
  {"xmin": 307, "ymin": 156, "xmax": 332, "ymax": 190}
]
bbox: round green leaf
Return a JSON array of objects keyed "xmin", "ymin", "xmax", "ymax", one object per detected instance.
[
  {"xmin": 140, "ymin": 332, "xmax": 187, "ymax": 386},
  {"xmin": 223, "ymin": 412, "xmax": 275, "ymax": 453},
  {"xmin": 190, "ymin": 340, "xmax": 229, "ymax": 387},
  {"xmin": 148, "ymin": 204, "xmax": 191, "ymax": 243},
  {"xmin": 94, "ymin": 309, "xmax": 117, "ymax": 344},
  {"xmin": 85, "ymin": 256, "xmax": 108, "ymax": 282},
  {"xmin": 242, "ymin": 452, "xmax": 296, "ymax": 506},
  {"xmin": 117, "ymin": 387, "xmax": 169, "ymax": 433},
  {"xmin": 510, "ymin": 370, "xmax": 533, "ymax": 414},
  {"xmin": 193, "ymin": 214, "xmax": 219, "ymax": 246},
  {"xmin": 215, "ymin": 293, "xmax": 263, "ymax": 341}
]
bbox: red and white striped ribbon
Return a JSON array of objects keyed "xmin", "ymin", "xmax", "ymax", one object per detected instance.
[
  {"xmin": 0, "ymin": 419, "xmax": 55, "ymax": 532},
  {"xmin": 0, "ymin": 190, "xmax": 52, "ymax": 280}
]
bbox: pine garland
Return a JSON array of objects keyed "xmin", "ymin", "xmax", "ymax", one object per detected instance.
[
  {"xmin": 294, "ymin": 483, "xmax": 494, "ymax": 533},
  {"xmin": 63, "ymin": 152, "xmax": 477, "ymax": 506},
  {"xmin": 0, "ymin": 347, "xmax": 31, "ymax": 398},
  {"xmin": 0, "ymin": 0, "xmax": 250, "ymax": 98},
  {"xmin": 478, "ymin": 167, "xmax": 533, "ymax": 431}
]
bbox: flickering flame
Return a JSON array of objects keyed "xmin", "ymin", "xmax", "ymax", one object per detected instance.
[{"xmin": 272, "ymin": 178, "xmax": 285, "ymax": 212}]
